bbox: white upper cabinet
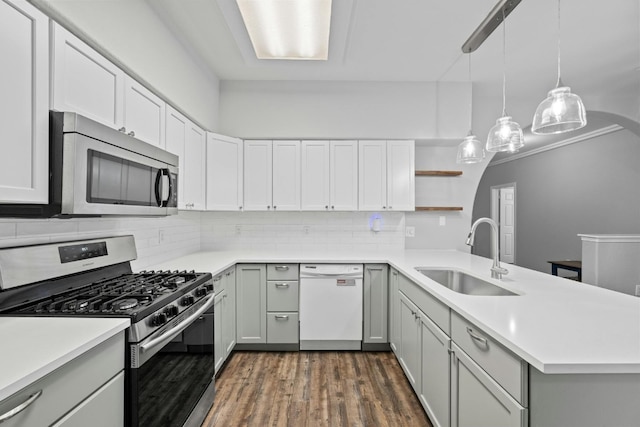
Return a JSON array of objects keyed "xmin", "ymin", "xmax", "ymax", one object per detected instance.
[
  {"xmin": 123, "ymin": 76, "xmax": 165, "ymax": 148},
  {"xmin": 272, "ymin": 140, "xmax": 300, "ymax": 211},
  {"xmin": 243, "ymin": 140, "xmax": 273, "ymax": 211},
  {"xmin": 387, "ymin": 140, "xmax": 415, "ymax": 211},
  {"xmin": 359, "ymin": 140, "xmax": 414, "ymax": 211},
  {"xmin": 206, "ymin": 133, "xmax": 243, "ymax": 211},
  {"xmin": 301, "ymin": 141, "xmax": 330, "ymax": 211},
  {"xmin": 165, "ymin": 106, "xmax": 204, "ymax": 210},
  {"xmin": 243, "ymin": 140, "xmax": 301, "ymax": 211},
  {"xmin": 330, "ymin": 140, "xmax": 358, "ymax": 211},
  {"xmin": 51, "ymin": 23, "xmax": 124, "ymax": 129},
  {"xmin": 183, "ymin": 123, "xmax": 206, "ymax": 210},
  {"xmin": 301, "ymin": 140, "xmax": 358, "ymax": 211},
  {"xmin": 0, "ymin": 0, "xmax": 49, "ymax": 204}
]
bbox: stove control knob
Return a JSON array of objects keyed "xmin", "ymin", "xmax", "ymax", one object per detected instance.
[
  {"xmin": 205, "ymin": 283, "xmax": 214, "ymax": 292},
  {"xmin": 182, "ymin": 295, "xmax": 195, "ymax": 306},
  {"xmin": 151, "ymin": 313, "xmax": 168, "ymax": 327},
  {"xmin": 164, "ymin": 305, "xmax": 179, "ymax": 318},
  {"xmin": 195, "ymin": 287, "xmax": 207, "ymax": 297}
]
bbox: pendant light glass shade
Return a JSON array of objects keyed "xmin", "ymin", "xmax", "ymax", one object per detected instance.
[
  {"xmin": 531, "ymin": 86, "xmax": 586, "ymax": 134},
  {"xmin": 457, "ymin": 133, "xmax": 485, "ymax": 163},
  {"xmin": 486, "ymin": 116, "xmax": 524, "ymax": 152},
  {"xmin": 531, "ymin": 0, "xmax": 586, "ymax": 135}
]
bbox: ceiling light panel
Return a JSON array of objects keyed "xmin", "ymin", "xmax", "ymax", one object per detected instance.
[{"xmin": 236, "ymin": 0, "xmax": 332, "ymax": 60}]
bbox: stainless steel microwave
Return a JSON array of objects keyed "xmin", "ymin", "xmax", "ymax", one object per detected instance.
[{"xmin": 0, "ymin": 111, "xmax": 178, "ymax": 218}]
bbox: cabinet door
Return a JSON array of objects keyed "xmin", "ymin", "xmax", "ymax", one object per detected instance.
[
  {"xmin": 243, "ymin": 141, "xmax": 272, "ymax": 211},
  {"xmin": 451, "ymin": 343, "xmax": 526, "ymax": 427},
  {"xmin": 223, "ymin": 268, "xmax": 236, "ymax": 355},
  {"xmin": 398, "ymin": 292, "xmax": 420, "ymax": 392},
  {"xmin": 165, "ymin": 106, "xmax": 187, "ymax": 209},
  {"xmin": 272, "ymin": 140, "xmax": 300, "ymax": 211},
  {"xmin": 123, "ymin": 76, "xmax": 165, "ymax": 148},
  {"xmin": 420, "ymin": 313, "xmax": 451, "ymax": 427},
  {"xmin": 213, "ymin": 292, "xmax": 225, "ymax": 374},
  {"xmin": 389, "ymin": 268, "xmax": 401, "ymax": 354},
  {"xmin": 0, "ymin": 0, "xmax": 49, "ymax": 203},
  {"xmin": 330, "ymin": 140, "xmax": 358, "ymax": 211},
  {"xmin": 300, "ymin": 140, "xmax": 330, "ymax": 210},
  {"xmin": 358, "ymin": 140, "xmax": 387, "ymax": 211},
  {"xmin": 387, "ymin": 140, "xmax": 415, "ymax": 211},
  {"xmin": 236, "ymin": 264, "xmax": 267, "ymax": 344},
  {"xmin": 183, "ymin": 123, "xmax": 206, "ymax": 210},
  {"xmin": 363, "ymin": 264, "xmax": 388, "ymax": 344},
  {"xmin": 206, "ymin": 133, "xmax": 244, "ymax": 211},
  {"xmin": 51, "ymin": 23, "xmax": 124, "ymax": 129}
]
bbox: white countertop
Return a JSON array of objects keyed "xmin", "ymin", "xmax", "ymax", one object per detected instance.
[
  {"xmin": 147, "ymin": 249, "xmax": 640, "ymax": 375},
  {"xmin": 0, "ymin": 317, "xmax": 129, "ymax": 402}
]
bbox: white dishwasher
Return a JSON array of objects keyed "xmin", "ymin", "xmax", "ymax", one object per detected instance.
[{"xmin": 299, "ymin": 264, "xmax": 363, "ymax": 350}]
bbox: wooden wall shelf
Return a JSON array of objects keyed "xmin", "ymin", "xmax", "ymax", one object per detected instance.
[
  {"xmin": 415, "ymin": 206, "xmax": 463, "ymax": 211},
  {"xmin": 415, "ymin": 170, "xmax": 463, "ymax": 176}
]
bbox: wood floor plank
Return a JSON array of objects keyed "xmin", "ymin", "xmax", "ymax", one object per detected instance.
[{"xmin": 202, "ymin": 351, "xmax": 432, "ymax": 427}]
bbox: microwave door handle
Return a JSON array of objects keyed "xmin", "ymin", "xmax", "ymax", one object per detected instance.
[
  {"xmin": 154, "ymin": 169, "xmax": 163, "ymax": 207},
  {"xmin": 165, "ymin": 169, "xmax": 173, "ymax": 205},
  {"xmin": 154, "ymin": 169, "xmax": 171, "ymax": 207}
]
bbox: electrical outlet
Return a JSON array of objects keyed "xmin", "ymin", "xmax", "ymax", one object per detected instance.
[
  {"xmin": 405, "ymin": 226, "xmax": 415, "ymax": 238},
  {"xmin": 635, "ymin": 285, "xmax": 640, "ymax": 297},
  {"xmin": 235, "ymin": 225, "xmax": 241, "ymax": 235},
  {"xmin": 439, "ymin": 216, "xmax": 446, "ymax": 226},
  {"xmin": 158, "ymin": 230, "xmax": 165, "ymax": 243}
]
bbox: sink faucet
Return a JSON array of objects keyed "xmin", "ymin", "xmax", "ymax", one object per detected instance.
[{"xmin": 466, "ymin": 217, "xmax": 509, "ymax": 279}]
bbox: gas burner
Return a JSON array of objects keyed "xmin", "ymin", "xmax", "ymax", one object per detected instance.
[
  {"xmin": 114, "ymin": 298, "xmax": 139, "ymax": 311},
  {"xmin": 167, "ymin": 276, "xmax": 186, "ymax": 286}
]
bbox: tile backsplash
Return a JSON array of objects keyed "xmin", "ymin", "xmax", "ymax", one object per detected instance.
[
  {"xmin": 200, "ymin": 211, "xmax": 405, "ymax": 252},
  {"xmin": 0, "ymin": 210, "xmax": 405, "ymax": 270}
]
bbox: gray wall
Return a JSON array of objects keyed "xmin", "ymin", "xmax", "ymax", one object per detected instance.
[{"xmin": 472, "ymin": 128, "xmax": 640, "ymax": 274}]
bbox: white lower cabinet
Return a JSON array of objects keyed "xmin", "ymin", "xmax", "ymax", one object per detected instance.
[
  {"xmin": 0, "ymin": 333, "xmax": 124, "ymax": 427},
  {"xmin": 419, "ymin": 310, "xmax": 451, "ymax": 427},
  {"xmin": 451, "ymin": 342, "xmax": 526, "ymax": 427},
  {"xmin": 388, "ymin": 268, "xmax": 401, "ymax": 354},
  {"xmin": 236, "ymin": 264, "xmax": 267, "ymax": 344},
  {"xmin": 213, "ymin": 267, "xmax": 236, "ymax": 375},
  {"xmin": 398, "ymin": 293, "xmax": 421, "ymax": 390}
]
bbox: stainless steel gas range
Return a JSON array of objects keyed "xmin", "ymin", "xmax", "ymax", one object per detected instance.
[{"xmin": 0, "ymin": 235, "xmax": 215, "ymax": 427}]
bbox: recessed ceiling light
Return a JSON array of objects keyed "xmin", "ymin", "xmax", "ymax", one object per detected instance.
[{"xmin": 236, "ymin": 0, "xmax": 332, "ymax": 60}]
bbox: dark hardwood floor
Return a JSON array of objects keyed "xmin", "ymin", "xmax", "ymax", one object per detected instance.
[{"xmin": 202, "ymin": 351, "xmax": 433, "ymax": 427}]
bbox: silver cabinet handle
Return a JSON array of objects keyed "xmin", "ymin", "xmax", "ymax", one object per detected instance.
[
  {"xmin": 275, "ymin": 315, "xmax": 289, "ymax": 320},
  {"xmin": 118, "ymin": 127, "xmax": 126, "ymax": 132},
  {"xmin": 275, "ymin": 283, "xmax": 290, "ymax": 288},
  {"xmin": 0, "ymin": 390, "xmax": 43, "ymax": 423},
  {"xmin": 466, "ymin": 327, "xmax": 488, "ymax": 347},
  {"xmin": 274, "ymin": 266, "xmax": 289, "ymax": 271},
  {"xmin": 128, "ymin": 131, "xmax": 135, "ymax": 137}
]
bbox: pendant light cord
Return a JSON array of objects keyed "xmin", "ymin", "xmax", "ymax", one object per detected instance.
[
  {"xmin": 501, "ymin": 8, "xmax": 507, "ymax": 117},
  {"xmin": 468, "ymin": 53, "xmax": 473, "ymax": 133},
  {"xmin": 556, "ymin": 0, "xmax": 563, "ymax": 87}
]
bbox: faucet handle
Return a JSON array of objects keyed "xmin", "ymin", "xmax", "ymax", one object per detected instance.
[{"xmin": 491, "ymin": 266, "xmax": 509, "ymax": 279}]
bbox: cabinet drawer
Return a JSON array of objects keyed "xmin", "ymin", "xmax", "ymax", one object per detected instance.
[
  {"xmin": 267, "ymin": 264, "xmax": 299, "ymax": 280},
  {"xmin": 451, "ymin": 312, "xmax": 527, "ymax": 405},
  {"xmin": 267, "ymin": 312, "xmax": 299, "ymax": 344},
  {"xmin": 267, "ymin": 281, "xmax": 299, "ymax": 311},
  {"xmin": 212, "ymin": 274, "xmax": 224, "ymax": 295},
  {"xmin": 399, "ymin": 274, "xmax": 450, "ymax": 334},
  {"xmin": 0, "ymin": 333, "xmax": 123, "ymax": 427}
]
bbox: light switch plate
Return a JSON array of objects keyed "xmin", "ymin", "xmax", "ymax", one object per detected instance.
[{"xmin": 405, "ymin": 226, "xmax": 415, "ymax": 238}]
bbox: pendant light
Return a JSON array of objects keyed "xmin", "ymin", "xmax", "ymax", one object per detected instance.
[
  {"xmin": 531, "ymin": 0, "xmax": 586, "ymax": 134},
  {"xmin": 457, "ymin": 53, "xmax": 485, "ymax": 164},
  {"xmin": 486, "ymin": 9, "xmax": 524, "ymax": 153}
]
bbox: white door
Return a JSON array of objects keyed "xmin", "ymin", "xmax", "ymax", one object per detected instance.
[
  {"xmin": 183, "ymin": 123, "xmax": 206, "ymax": 210},
  {"xmin": 51, "ymin": 23, "xmax": 124, "ymax": 129},
  {"xmin": 330, "ymin": 140, "xmax": 358, "ymax": 211},
  {"xmin": 123, "ymin": 76, "xmax": 165, "ymax": 148},
  {"xmin": 272, "ymin": 140, "xmax": 300, "ymax": 211},
  {"xmin": 301, "ymin": 140, "xmax": 330, "ymax": 210},
  {"xmin": 206, "ymin": 133, "xmax": 243, "ymax": 211},
  {"xmin": 165, "ymin": 106, "xmax": 187, "ymax": 209},
  {"xmin": 499, "ymin": 187, "xmax": 515, "ymax": 264},
  {"xmin": 243, "ymin": 140, "xmax": 273, "ymax": 211},
  {"xmin": 387, "ymin": 140, "xmax": 415, "ymax": 211},
  {"xmin": 0, "ymin": 0, "xmax": 49, "ymax": 204},
  {"xmin": 358, "ymin": 140, "xmax": 387, "ymax": 211}
]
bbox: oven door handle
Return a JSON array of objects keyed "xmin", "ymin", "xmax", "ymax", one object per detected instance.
[{"xmin": 140, "ymin": 295, "xmax": 215, "ymax": 354}]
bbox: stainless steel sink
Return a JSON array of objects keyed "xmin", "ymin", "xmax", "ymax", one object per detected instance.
[{"xmin": 416, "ymin": 268, "xmax": 518, "ymax": 296}]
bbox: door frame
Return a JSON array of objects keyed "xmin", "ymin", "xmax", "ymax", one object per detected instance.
[{"xmin": 490, "ymin": 183, "xmax": 517, "ymax": 264}]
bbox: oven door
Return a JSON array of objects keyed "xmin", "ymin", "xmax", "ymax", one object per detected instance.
[
  {"xmin": 127, "ymin": 295, "xmax": 215, "ymax": 427},
  {"xmin": 61, "ymin": 132, "xmax": 178, "ymax": 216}
]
